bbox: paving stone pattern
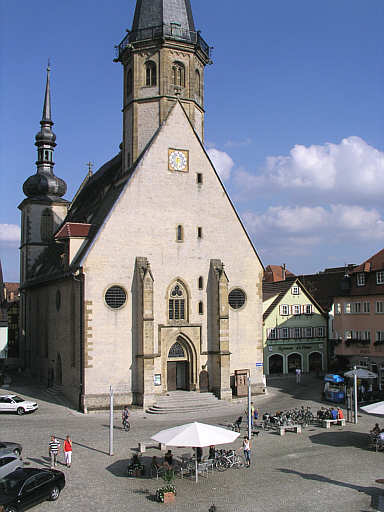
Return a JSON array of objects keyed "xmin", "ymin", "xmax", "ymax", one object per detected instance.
[{"xmin": 1, "ymin": 375, "xmax": 383, "ymax": 511}]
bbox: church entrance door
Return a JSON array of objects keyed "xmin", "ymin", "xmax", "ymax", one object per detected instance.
[{"xmin": 167, "ymin": 361, "xmax": 189, "ymax": 390}]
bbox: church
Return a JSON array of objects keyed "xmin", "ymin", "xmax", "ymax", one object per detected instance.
[{"xmin": 19, "ymin": 0, "xmax": 264, "ymax": 412}]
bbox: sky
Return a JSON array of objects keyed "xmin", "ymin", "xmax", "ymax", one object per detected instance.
[{"xmin": 1, "ymin": 0, "xmax": 383, "ymax": 282}]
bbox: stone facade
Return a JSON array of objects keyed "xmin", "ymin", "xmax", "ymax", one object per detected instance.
[{"xmin": 19, "ymin": 1, "xmax": 265, "ymax": 411}]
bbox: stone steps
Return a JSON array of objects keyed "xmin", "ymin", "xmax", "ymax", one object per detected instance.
[{"xmin": 146, "ymin": 391, "xmax": 225, "ymax": 414}]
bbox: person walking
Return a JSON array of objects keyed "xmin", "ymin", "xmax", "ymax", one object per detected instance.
[
  {"xmin": 64, "ymin": 435, "xmax": 72, "ymax": 468},
  {"xmin": 250, "ymin": 402, "xmax": 255, "ymax": 428},
  {"xmin": 296, "ymin": 367, "xmax": 301, "ymax": 384},
  {"xmin": 49, "ymin": 435, "xmax": 60, "ymax": 469},
  {"xmin": 122, "ymin": 405, "xmax": 130, "ymax": 431},
  {"xmin": 242, "ymin": 436, "xmax": 251, "ymax": 467}
]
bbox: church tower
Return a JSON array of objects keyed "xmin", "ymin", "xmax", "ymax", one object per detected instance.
[
  {"xmin": 18, "ymin": 64, "xmax": 69, "ymax": 285},
  {"xmin": 115, "ymin": 0, "xmax": 211, "ymax": 171}
]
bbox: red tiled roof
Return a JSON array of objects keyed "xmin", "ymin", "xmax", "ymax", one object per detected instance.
[
  {"xmin": 263, "ymin": 265, "xmax": 295, "ymax": 283},
  {"xmin": 353, "ymin": 248, "xmax": 384, "ymax": 273},
  {"xmin": 4, "ymin": 282, "xmax": 19, "ymax": 302},
  {"xmin": 55, "ymin": 223, "xmax": 91, "ymax": 239}
]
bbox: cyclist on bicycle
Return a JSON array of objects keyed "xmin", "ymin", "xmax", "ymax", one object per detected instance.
[{"xmin": 122, "ymin": 405, "xmax": 130, "ymax": 431}]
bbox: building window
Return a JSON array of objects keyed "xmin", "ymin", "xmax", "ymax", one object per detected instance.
[
  {"xmin": 268, "ymin": 328, "xmax": 277, "ymax": 340},
  {"xmin": 294, "ymin": 327, "xmax": 301, "ymax": 338},
  {"xmin": 376, "ymin": 331, "xmax": 384, "ymax": 342},
  {"xmin": 304, "ymin": 304, "xmax": 313, "ymax": 315},
  {"xmin": 168, "ymin": 342, "xmax": 185, "ymax": 358},
  {"xmin": 198, "ymin": 301, "xmax": 203, "ymax": 314},
  {"xmin": 317, "ymin": 327, "xmax": 325, "ymax": 337},
  {"xmin": 357, "ymin": 273, "xmax": 366, "ymax": 286},
  {"xmin": 292, "ymin": 285, "xmax": 300, "ymax": 295},
  {"xmin": 228, "ymin": 288, "xmax": 246, "ymax": 310},
  {"xmin": 197, "ymin": 227, "xmax": 203, "ymax": 239},
  {"xmin": 352, "ymin": 302, "xmax": 361, "ymax": 314},
  {"xmin": 145, "ymin": 61, "xmax": 157, "ymax": 86},
  {"xmin": 363, "ymin": 330, "xmax": 371, "ymax": 341},
  {"xmin": 40, "ymin": 209, "xmax": 54, "ymax": 242},
  {"xmin": 281, "ymin": 327, "xmax": 289, "ymax": 339},
  {"xmin": 363, "ymin": 301, "xmax": 370, "ymax": 313},
  {"xmin": 304, "ymin": 327, "xmax": 313, "ymax": 338},
  {"xmin": 126, "ymin": 68, "xmax": 133, "ymax": 95},
  {"xmin": 169, "ymin": 284, "xmax": 186, "ymax": 320},
  {"xmin": 344, "ymin": 303, "xmax": 351, "ymax": 314},
  {"xmin": 335, "ymin": 303, "xmax": 341, "ymax": 315},
  {"xmin": 280, "ymin": 304, "xmax": 289, "ymax": 316},
  {"xmin": 293, "ymin": 305, "xmax": 301, "ymax": 315},
  {"xmin": 195, "ymin": 69, "xmax": 201, "ymax": 100},
  {"xmin": 198, "ymin": 276, "xmax": 203, "ymax": 290},
  {"xmin": 197, "ymin": 173, "xmax": 203, "ymax": 184},
  {"xmin": 377, "ymin": 271, "xmax": 384, "ymax": 285},
  {"xmin": 176, "ymin": 225, "xmax": 184, "ymax": 242},
  {"xmin": 172, "ymin": 61, "xmax": 185, "ymax": 87},
  {"xmin": 344, "ymin": 330, "xmax": 352, "ymax": 340},
  {"xmin": 376, "ymin": 301, "xmax": 384, "ymax": 314},
  {"xmin": 105, "ymin": 285, "xmax": 127, "ymax": 310}
]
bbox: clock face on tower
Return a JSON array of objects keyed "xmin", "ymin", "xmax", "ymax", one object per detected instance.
[{"xmin": 168, "ymin": 149, "xmax": 189, "ymax": 172}]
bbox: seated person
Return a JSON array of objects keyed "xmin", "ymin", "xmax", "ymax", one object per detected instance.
[
  {"xmin": 378, "ymin": 430, "xmax": 384, "ymax": 449},
  {"xmin": 330, "ymin": 408, "xmax": 338, "ymax": 420},
  {"xmin": 195, "ymin": 446, "xmax": 203, "ymax": 463},
  {"xmin": 371, "ymin": 423, "xmax": 381, "ymax": 435},
  {"xmin": 164, "ymin": 450, "xmax": 173, "ymax": 469},
  {"xmin": 337, "ymin": 408, "xmax": 344, "ymax": 420}
]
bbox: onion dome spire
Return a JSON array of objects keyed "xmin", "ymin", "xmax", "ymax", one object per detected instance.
[{"xmin": 23, "ymin": 61, "xmax": 67, "ymax": 199}]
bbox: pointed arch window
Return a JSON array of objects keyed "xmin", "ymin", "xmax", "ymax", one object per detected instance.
[
  {"xmin": 168, "ymin": 342, "xmax": 185, "ymax": 358},
  {"xmin": 195, "ymin": 69, "xmax": 201, "ymax": 101},
  {"xmin": 177, "ymin": 225, "xmax": 184, "ymax": 242},
  {"xmin": 41, "ymin": 209, "xmax": 54, "ymax": 242},
  {"xmin": 198, "ymin": 276, "xmax": 203, "ymax": 290},
  {"xmin": 145, "ymin": 61, "xmax": 157, "ymax": 87},
  {"xmin": 169, "ymin": 283, "xmax": 186, "ymax": 320},
  {"xmin": 172, "ymin": 62, "xmax": 185, "ymax": 88},
  {"xmin": 126, "ymin": 68, "xmax": 133, "ymax": 96}
]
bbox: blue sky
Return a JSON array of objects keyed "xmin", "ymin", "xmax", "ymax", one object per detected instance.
[{"xmin": 1, "ymin": 0, "xmax": 383, "ymax": 281}]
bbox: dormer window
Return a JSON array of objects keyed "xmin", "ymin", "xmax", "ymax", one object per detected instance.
[
  {"xmin": 357, "ymin": 273, "xmax": 366, "ymax": 286},
  {"xmin": 377, "ymin": 271, "xmax": 384, "ymax": 285}
]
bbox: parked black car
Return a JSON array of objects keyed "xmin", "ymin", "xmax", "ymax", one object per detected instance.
[{"xmin": 0, "ymin": 467, "xmax": 65, "ymax": 511}]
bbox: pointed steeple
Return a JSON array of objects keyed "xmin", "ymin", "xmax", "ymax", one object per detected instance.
[
  {"xmin": 42, "ymin": 59, "xmax": 52, "ymax": 122},
  {"xmin": 23, "ymin": 63, "xmax": 67, "ymax": 199}
]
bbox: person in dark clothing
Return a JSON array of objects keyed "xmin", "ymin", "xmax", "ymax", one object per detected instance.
[
  {"xmin": 164, "ymin": 450, "xmax": 173, "ymax": 469},
  {"xmin": 196, "ymin": 446, "xmax": 203, "ymax": 463},
  {"xmin": 209, "ymin": 446, "xmax": 216, "ymax": 460}
]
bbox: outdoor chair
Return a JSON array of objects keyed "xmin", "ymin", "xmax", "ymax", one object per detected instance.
[
  {"xmin": 151, "ymin": 464, "xmax": 164, "ymax": 479},
  {"xmin": 196, "ymin": 462, "xmax": 209, "ymax": 478}
]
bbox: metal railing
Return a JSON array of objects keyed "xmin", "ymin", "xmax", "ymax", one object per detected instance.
[{"xmin": 116, "ymin": 24, "xmax": 210, "ymax": 60}]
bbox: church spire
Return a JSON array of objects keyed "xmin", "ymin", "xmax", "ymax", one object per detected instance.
[
  {"xmin": 42, "ymin": 59, "xmax": 52, "ymax": 122},
  {"xmin": 23, "ymin": 63, "xmax": 67, "ymax": 199}
]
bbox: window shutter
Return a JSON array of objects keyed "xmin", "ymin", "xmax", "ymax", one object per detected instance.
[{"xmin": 279, "ymin": 305, "xmax": 283, "ymax": 315}]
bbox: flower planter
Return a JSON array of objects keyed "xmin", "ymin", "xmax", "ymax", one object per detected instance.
[{"xmin": 163, "ymin": 492, "xmax": 175, "ymax": 504}]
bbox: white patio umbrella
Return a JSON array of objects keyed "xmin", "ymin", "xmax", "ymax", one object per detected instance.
[
  {"xmin": 151, "ymin": 422, "xmax": 240, "ymax": 482},
  {"xmin": 361, "ymin": 402, "xmax": 384, "ymax": 415},
  {"xmin": 344, "ymin": 368, "xmax": 378, "ymax": 379},
  {"xmin": 344, "ymin": 367, "xmax": 378, "ymax": 424}
]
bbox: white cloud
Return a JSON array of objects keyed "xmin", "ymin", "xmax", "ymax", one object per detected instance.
[
  {"xmin": 235, "ymin": 136, "xmax": 384, "ymax": 203},
  {"xmin": 207, "ymin": 148, "xmax": 234, "ymax": 181},
  {"xmin": 0, "ymin": 224, "xmax": 20, "ymax": 243},
  {"xmin": 243, "ymin": 204, "xmax": 384, "ymax": 247}
]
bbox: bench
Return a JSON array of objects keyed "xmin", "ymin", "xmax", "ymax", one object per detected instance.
[
  {"xmin": 138, "ymin": 441, "xmax": 167, "ymax": 453},
  {"xmin": 322, "ymin": 419, "xmax": 346, "ymax": 429},
  {"xmin": 278, "ymin": 424, "xmax": 301, "ymax": 436}
]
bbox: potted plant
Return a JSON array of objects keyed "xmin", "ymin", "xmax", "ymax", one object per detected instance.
[
  {"xmin": 155, "ymin": 469, "xmax": 176, "ymax": 503},
  {"xmin": 127, "ymin": 454, "xmax": 145, "ymax": 477}
]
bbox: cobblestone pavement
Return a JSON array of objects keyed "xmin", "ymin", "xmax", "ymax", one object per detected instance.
[{"xmin": 1, "ymin": 375, "xmax": 383, "ymax": 512}]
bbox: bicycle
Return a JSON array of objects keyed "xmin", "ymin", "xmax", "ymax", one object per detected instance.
[
  {"xmin": 122, "ymin": 418, "xmax": 131, "ymax": 431},
  {"xmin": 216, "ymin": 450, "xmax": 245, "ymax": 470}
]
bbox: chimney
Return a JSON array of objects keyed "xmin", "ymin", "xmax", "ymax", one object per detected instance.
[{"xmin": 282, "ymin": 264, "xmax": 286, "ymax": 280}]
